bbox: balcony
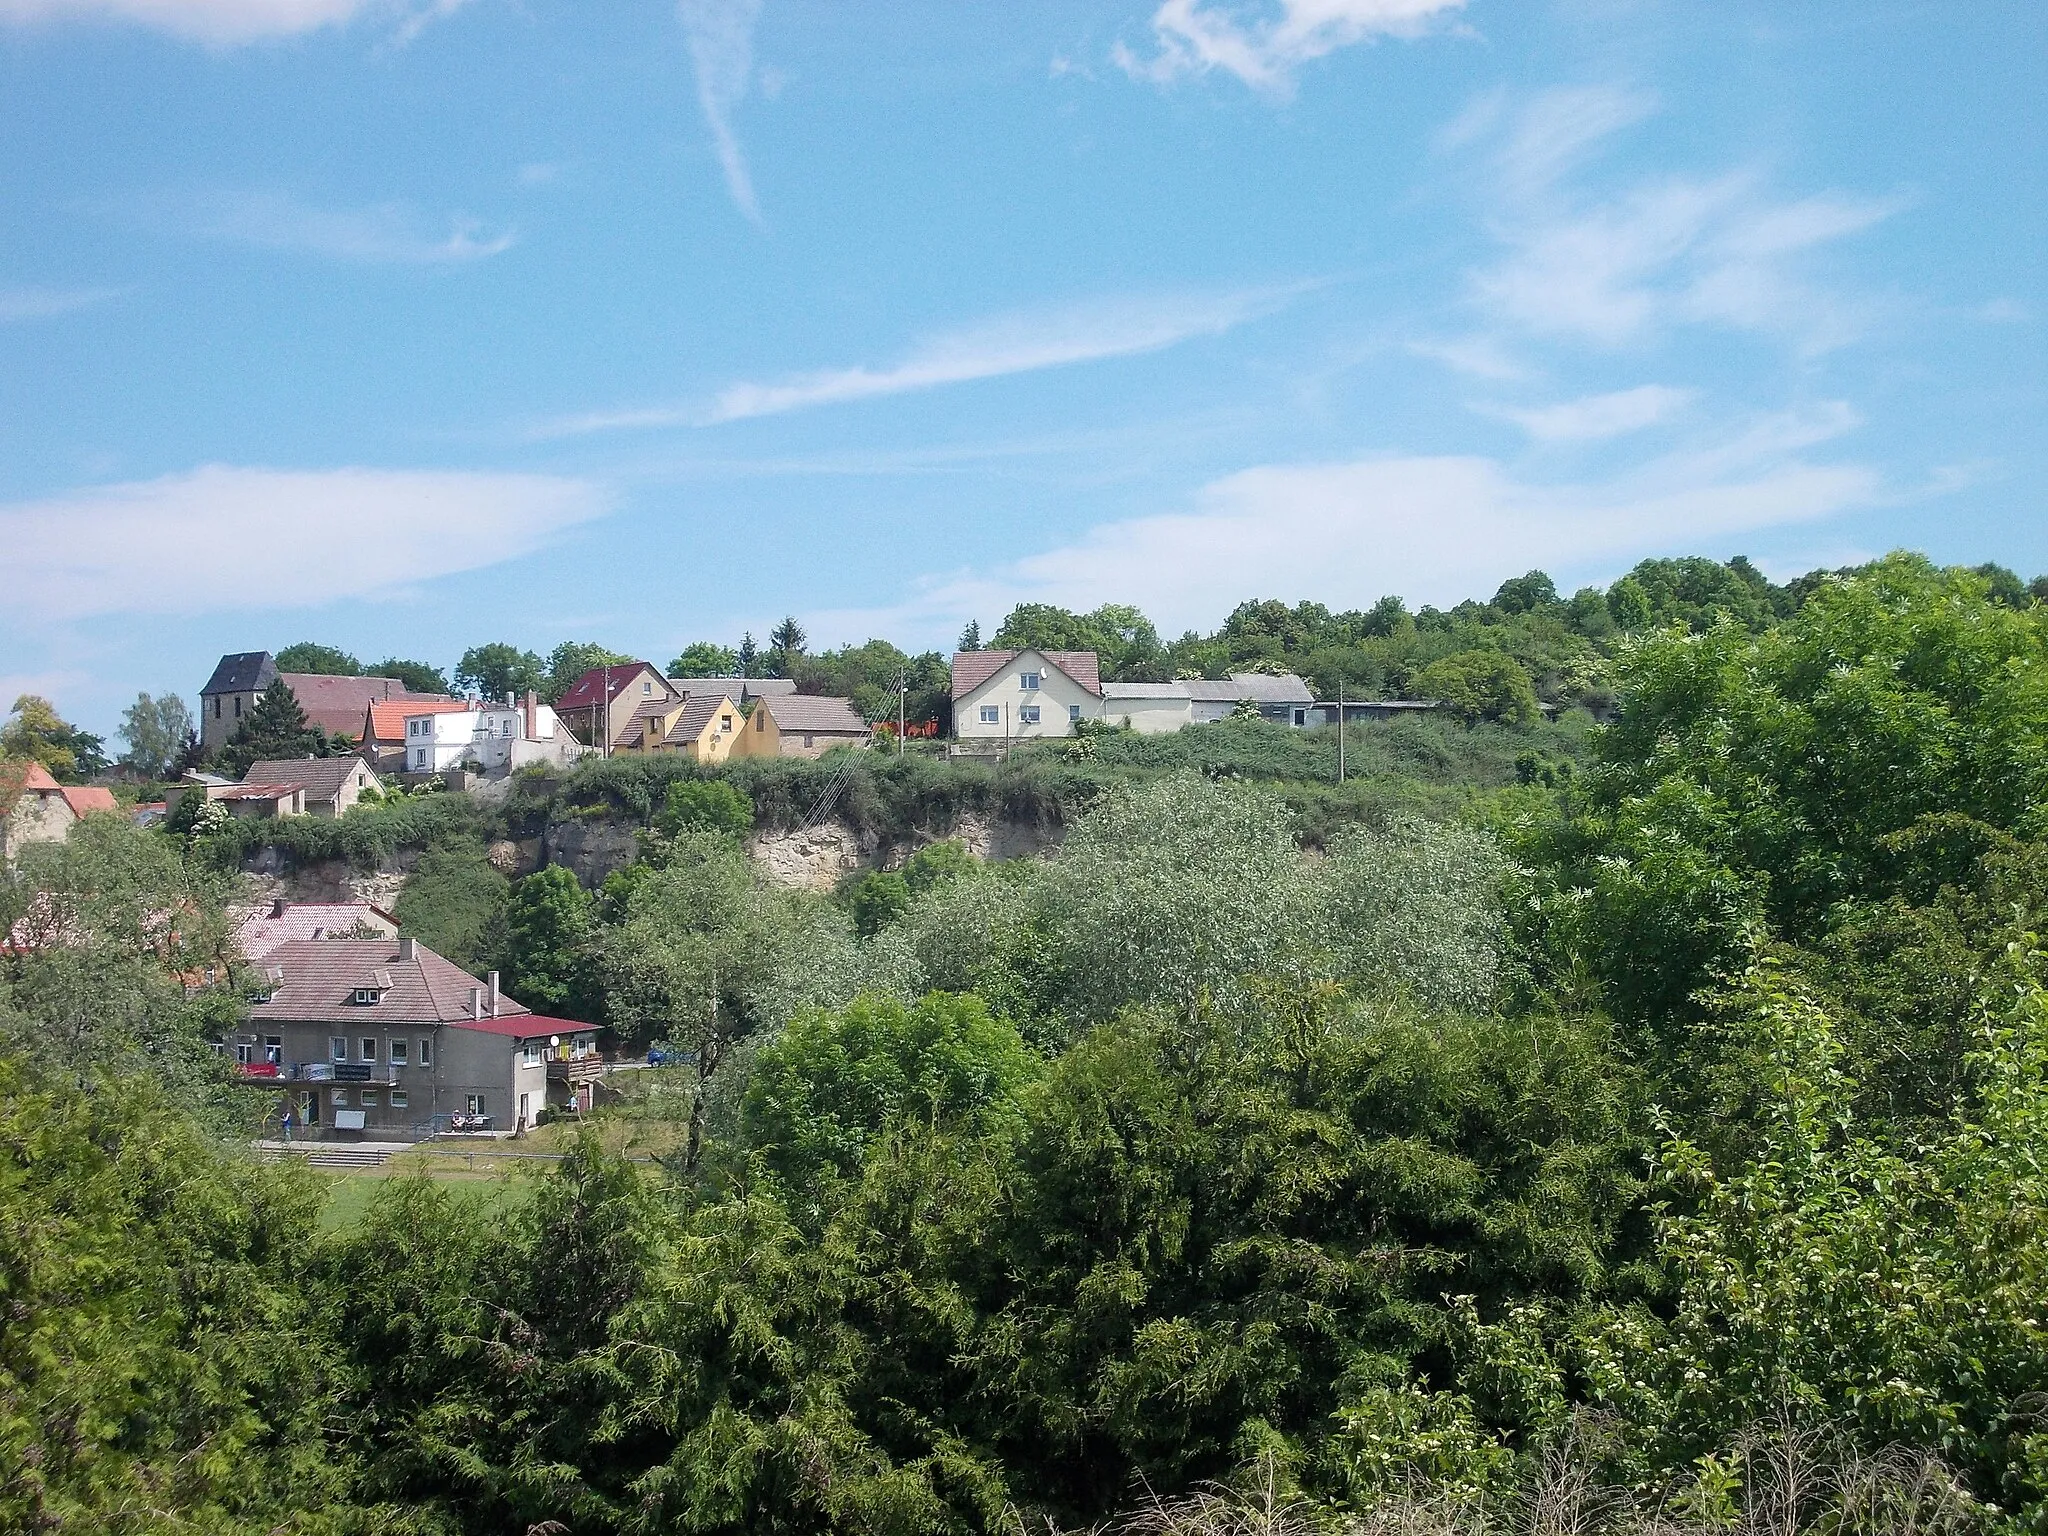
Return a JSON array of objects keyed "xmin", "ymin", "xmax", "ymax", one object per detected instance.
[{"xmin": 543, "ymin": 1047, "xmax": 604, "ymax": 1085}]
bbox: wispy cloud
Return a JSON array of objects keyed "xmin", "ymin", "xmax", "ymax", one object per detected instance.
[
  {"xmin": 809, "ymin": 405, "xmax": 1877, "ymax": 643},
  {"xmin": 0, "ymin": 466, "xmax": 608, "ymax": 621},
  {"xmin": 1115, "ymin": 0, "xmax": 1465, "ymax": 97},
  {"xmin": 539, "ymin": 287, "xmax": 1298, "ymax": 437},
  {"xmin": 0, "ymin": 0, "xmax": 472, "ymax": 46},
  {"xmin": 1405, "ymin": 334, "xmax": 1530, "ymax": 382},
  {"xmin": 1458, "ymin": 87, "xmax": 1903, "ymax": 353},
  {"xmin": 0, "ymin": 284, "xmax": 125, "ymax": 322},
  {"xmin": 1488, "ymin": 384, "xmax": 1693, "ymax": 442},
  {"xmin": 679, "ymin": 0, "xmax": 765, "ymax": 222},
  {"xmin": 132, "ymin": 187, "xmax": 513, "ymax": 263}
]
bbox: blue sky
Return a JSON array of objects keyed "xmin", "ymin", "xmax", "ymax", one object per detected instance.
[{"xmin": 2, "ymin": 0, "xmax": 2043, "ymax": 738}]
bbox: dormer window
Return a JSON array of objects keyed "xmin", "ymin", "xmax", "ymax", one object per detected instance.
[{"xmin": 353, "ymin": 988, "xmax": 381, "ymax": 1005}]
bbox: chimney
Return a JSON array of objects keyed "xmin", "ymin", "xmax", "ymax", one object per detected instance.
[
  {"xmin": 507, "ymin": 690, "xmax": 516, "ymax": 709},
  {"xmin": 398, "ymin": 936, "xmax": 415, "ymax": 962},
  {"xmin": 488, "ymin": 970, "xmax": 500, "ymax": 1017},
  {"xmin": 524, "ymin": 689, "xmax": 538, "ymax": 741},
  {"xmin": 470, "ymin": 986, "xmax": 483, "ymax": 1020},
  {"xmin": 270, "ymin": 897, "xmax": 287, "ymax": 918}
]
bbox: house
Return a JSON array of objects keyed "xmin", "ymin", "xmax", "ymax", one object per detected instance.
[
  {"xmin": 213, "ymin": 780, "xmax": 310, "ymax": 819},
  {"xmin": 233, "ymin": 935, "xmax": 602, "ymax": 1137},
  {"xmin": 238, "ymin": 756, "xmax": 382, "ymax": 818},
  {"xmin": 555, "ymin": 663, "xmax": 680, "ymax": 756},
  {"xmin": 1091, "ymin": 673, "xmax": 1318, "ymax": 734},
  {"xmin": 642, "ymin": 692, "xmax": 748, "ymax": 762},
  {"xmin": 233, "ymin": 899, "xmax": 399, "ymax": 961},
  {"xmin": 362, "ymin": 698, "xmax": 471, "ymax": 772},
  {"xmin": 0, "ymin": 761, "xmax": 120, "ymax": 861},
  {"xmin": 397, "ymin": 692, "xmax": 590, "ymax": 778},
  {"xmin": 733, "ymin": 693, "xmax": 870, "ymax": 758},
  {"xmin": 951, "ymin": 650, "xmax": 1104, "ymax": 741},
  {"xmin": 199, "ymin": 652, "xmax": 454, "ymax": 753},
  {"xmin": 668, "ymin": 676, "xmax": 796, "ymax": 704}
]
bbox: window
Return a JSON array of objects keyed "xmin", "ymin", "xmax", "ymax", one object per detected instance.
[
  {"xmin": 234, "ymin": 1042, "xmax": 253, "ymax": 1065},
  {"xmin": 522, "ymin": 1042, "xmax": 541, "ymax": 1066},
  {"xmin": 1020, "ymin": 672, "xmax": 1041, "ymax": 690},
  {"xmin": 1019, "ymin": 706, "xmax": 1041, "ymax": 725},
  {"xmin": 353, "ymin": 988, "xmax": 381, "ymax": 1006},
  {"xmin": 330, "ymin": 1036, "xmax": 347, "ymax": 1062},
  {"xmin": 720, "ymin": 714, "xmax": 733, "ymax": 732},
  {"xmin": 213, "ymin": 697, "xmax": 221, "ymax": 719},
  {"xmin": 756, "ymin": 712, "xmax": 766, "ymax": 731},
  {"xmin": 389, "ymin": 1090, "xmax": 408, "ymax": 1109},
  {"xmin": 1293, "ymin": 708, "xmax": 1306, "ymax": 726},
  {"xmin": 979, "ymin": 706, "xmax": 1000, "ymax": 724},
  {"xmin": 1069, "ymin": 705, "xmax": 1082, "ymax": 722},
  {"xmin": 234, "ymin": 697, "xmax": 242, "ymax": 717},
  {"xmin": 418, "ymin": 1037, "xmax": 432, "ymax": 1067},
  {"xmin": 389, "ymin": 1039, "xmax": 407, "ymax": 1065},
  {"xmin": 334, "ymin": 1089, "xmax": 351, "ymax": 1108},
  {"xmin": 466, "ymin": 1094, "xmax": 485, "ymax": 1116},
  {"xmin": 264, "ymin": 1036, "xmax": 282, "ymax": 1064},
  {"xmin": 361, "ymin": 1091, "xmax": 379, "ymax": 1107},
  {"xmin": 361, "ymin": 1038, "xmax": 379, "ymax": 1062},
  {"xmin": 642, "ymin": 679, "xmax": 652, "ymax": 694}
]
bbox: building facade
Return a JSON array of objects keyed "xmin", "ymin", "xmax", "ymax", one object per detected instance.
[{"xmin": 950, "ymin": 649, "xmax": 1105, "ymax": 741}]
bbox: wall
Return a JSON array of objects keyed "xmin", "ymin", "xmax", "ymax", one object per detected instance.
[
  {"xmin": 1099, "ymin": 695, "xmax": 1192, "ymax": 735},
  {"xmin": 955, "ymin": 653, "xmax": 1098, "ymax": 740}
]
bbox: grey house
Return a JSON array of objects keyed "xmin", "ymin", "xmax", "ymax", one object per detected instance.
[{"xmin": 233, "ymin": 936, "xmax": 601, "ymax": 1138}]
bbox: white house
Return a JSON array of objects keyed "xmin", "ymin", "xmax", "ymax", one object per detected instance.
[
  {"xmin": 1095, "ymin": 673, "xmax": 1318, "ymax": 734},
  {"xmin": 951, "ymin": 650, "xmax": 1104, "ymax": 741},
  {"xmin": 403, "ymin": 694, "xmax": 589, "ymax": 777}
]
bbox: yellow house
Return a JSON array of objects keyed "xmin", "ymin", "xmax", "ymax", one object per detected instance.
[
  {"xmin": 645, "ymin": 693, "xmax": 748, "ymax": 762},
  {"xmin": 731, "ymin": 694, "xmax": 870, "ymax": 759}
]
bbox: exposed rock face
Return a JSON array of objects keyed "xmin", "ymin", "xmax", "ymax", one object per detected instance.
[
  {"xmin": 241, "ymin": 859, "xmax": 410, "ymax": 911},
  {"xmin": 946, "ymin": 812, "xmax": 1063, "ymax": 865},
  {"xmin": 543, "ymin": 816, "xmax": 641, "ymax": 888},
  {"xmin": 749, "ymin": 822, "xmax": 872, "ymax": 892}
]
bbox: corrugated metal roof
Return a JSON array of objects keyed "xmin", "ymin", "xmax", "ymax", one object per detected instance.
[{"xmin": 1185, "ymin": 673, "xmax": 1315, "ymax": 704}]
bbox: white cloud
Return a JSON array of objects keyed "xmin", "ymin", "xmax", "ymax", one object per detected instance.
[
  {"xmin": 1115, "ymin": 0, "xmax": 1464, "ymax": 97},
  {"xmin": 539, "ymin": 287, "xmax": 1295, "ymax": 436},
  {"xmin": 0, "ymin": 284, "xmax": 124, "ymax": 322},
  {"xmin": 0, "ymin": 0, "xmax": 469, "ymax": 46},
  {"xmin": 0, "ymin": 465, "xmax": 608, "ymax": 621},
  {"xmin": 138, "ymin": 187, "xmax": 513, "ymax": 263},
  {"xmin": 679, "ymin": 0, "xmax": 765, "ymax": 222},
  {"xmin": 1405, "ymin": 334, "xmax": 1531, "ymax": 382},
  {"xmin": 809, "ymin": 408, "xmax": 1875, "ymax": 642},
  {"xmin": 1460, "ymin": 91, "xmax": 1903, "ymax": 352},
  {"xmin": 1490, "ymin": 384, "xmax": 1692, "ymax": 442}
]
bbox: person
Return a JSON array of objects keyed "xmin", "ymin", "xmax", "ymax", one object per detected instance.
[{"xmin": 280, "ymin": 1106, "xmax": 293, "ymax": 1143}]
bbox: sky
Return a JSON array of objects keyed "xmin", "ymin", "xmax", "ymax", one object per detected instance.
[{"xmin": 2, "ymin": 0, "xmax": 2043, "ymax": 739}]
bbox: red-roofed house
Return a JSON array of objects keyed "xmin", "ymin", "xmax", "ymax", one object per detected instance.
[
  {"xmin": 556, "ymin": 662, "xmax": 678, "ymax": 756},
  {"xmin": 361, "ymin": 698, "xmax": 472, "ymax": 771},
  {"xmin": 232, "ymin": 934, "xmax": 602, "ymax": 1137},
  {"xmin": 198, "ymin": 652, "xmax": 457, "ymax": 752},
  {"xmin": 1, "ymin": 761, "xmax": 123, "ymax": 861},
  {"xmin": 950, "ymin": 649, "xmax": 1104, "ymax": 742}
]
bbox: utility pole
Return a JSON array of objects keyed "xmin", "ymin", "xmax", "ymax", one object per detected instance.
[
  {"xmin": 897, "ymin": 672, "xmax": 907, "ymax": 758},
  {"xmin": 1336, "ymin": 674, "xmax": 1346, "ymax": 784}
]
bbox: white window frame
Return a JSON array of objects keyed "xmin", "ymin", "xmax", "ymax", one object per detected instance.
[
  {"xmin": 361, "ymin": 1037, "xmax": 378, "ymax": 1062},
  {"xmin": 418, "ymin": 1037, "xmax": 432, "ymax": 1067},
  {"xmin": 522, "ymin": 1042, "xmax": 541, "ymax": 1067},
  {"xmin": 1069, "ymin": 705, "xmax": 1082, "ymax": 722},
  {"xmin": 465, "ymin": 1094, "xmax": 485, "ymax": 1116},
  {"xmin": 389, "ymin": 1089, "xmax": 408, "ymax": 1109},
  {"xmin": 264, "ymin": 1036, "xmax": 282, "ymax": 1064},
  {"xmin": 979, "ymin": 705, "xmax": 999, "ymax": 724},
  {"xmin": 361, "ymin": 1090, "xmax": 379, "ymax": 1107},
  {"xmin": 1019, "ymin": 672, "xmax": 1041, "ymax": 690},
  {"xmin": 330, "ymin": 1036, "xmax": 347, "ymax": 1062},
  {"xmin": 389, "ymin": 1039, "xmax": 407, "ymax": 1065},
  {"xmin": 1019, "ymin": 705, "xmax": 1041, "ymax": 725}
]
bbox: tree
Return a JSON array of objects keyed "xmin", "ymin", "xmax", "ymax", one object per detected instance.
[
  {"xmin": 369, "ymin": 657, "xmax": 450, "ymax": 694},
  {"xmin": 957, "ymin": 619, "xmax": 982, "ymax": 652},
  {"xmin": 653, "ymin": 779, "xmax": 754, "ymax": 841},
  {"xmin": 737, "ymin": 631, "xmax": 758, "ymax": 678},
  {"xmin": 392, "ymin": 844, "xmax": 508, "ymax": 974},
  {"xmin": 995, "ymin": 602, "xmax": 1165, "ymax": 681},
  {"xmin": 545, "ymin": 642, "xmax": 631, "ymax": 704},
  {"xmin": 667, "ymin": 642, "xmax": 739, "ymax": 677},
  {"xmin": 3, "ymin": 695, "xmax": 107, "ymax": 781},
  {"xmin": 1492, "ymin": 569, "xmax": 1559, "ymax": 614},
  {"xmin": 1411, "ymin": 650, "xmax": 1540, "ymax": 725},
  {"xmin": 766, "ymin": 616, "xmax": 807, "ymax": 679},
  {"xmin": 848, "ymin": 869, "xmax": 910, "ymax": 937},
  {"xmin": 902, "ymin": 838, "xmax": 976, "ymax": 897},
  {"xmin": 501, "ymin": 866, "xmax": 599, "ymax": 1020},
  {"xmin": 218, "ymin": 679, "xmax": 325, "ymax": 776},
  {"xmin": 273, "ymin": 641, "xmax": 362, "ymax": 674},
  {"xmin": 116, "ymin": 692, "xmax": 195, "ymax": 779},
  {"xmin": 455, "ymin": 643, "xmax": 546, "ymax": 701}
]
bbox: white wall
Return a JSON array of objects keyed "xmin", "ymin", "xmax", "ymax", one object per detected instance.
[
  {"xmin": 955, "ymin": 652, "xmax": 1099, "ymax": 739},
  {"xmin": 1099, "ymin": 693, "xmax": 1193, "ymax": 735}
]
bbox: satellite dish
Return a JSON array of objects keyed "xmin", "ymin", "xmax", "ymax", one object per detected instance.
[{"xmin": 550, "ymin": 1035, "xmax": 560, "ymax": 1047}]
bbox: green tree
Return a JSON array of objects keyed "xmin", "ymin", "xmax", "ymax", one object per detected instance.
[
  {"xmin": 545, "ymin": 641, "xmax": 631, "ymax": 703},
  {"xmin": 273, "ymin": 640, "xmax": 362, "ymax": 674},
  {"xmin": 369, "ymin": 656, "xmax": 451, "ymax": 694},
  {"xmin": 849, "ymin": 869, "xmax": 910, "ymax": 937},
  {"xmin": 502, "ymin": 865, "xmax": 600, "ymax": 1021},
  {"xmin": 741, "ymin": 991, "xmax": 1039, "ymax": 1188},
  {"xmin": 737, "ymin": 631, "xmax": 759, "ymax": 677},
  {"xmin": 218, "ymin": 678, "xmax": 327, "ymax": 776},
  {"xmin": 455, "ymin": 643, "xmax": 546, "ymax": 701},
  {"xmin": 1492, "ymin": 569, "xmax": 1560, "ymax": 614},
  {"xmin": 1411, "ymin": 649, "xmax": 1540, "ymax": 725},
  {"xmin": 902, "ymin": 838, "xmax": 976, "ymax": 897},
  {"xmin": 667, "ymin": 641, "xmax": 740, "ymax": 677},
  {"xmin": 116, "ymin": 691, "xmax": 195, "ymax": 778},
  {"xmin": 2, "ymin": 694, "xmax": 108, "ymax": 782},
  {"xmin": 957, "ymin": 618, "xmax": 982, "ymax": 651},
  {"xmin": 653, "ymin": 778, "xmax": 754, "ymax": 841},
  {"xmin": 392, "ymin": 844, "xmax": 509, "ymax": 973},
  {"xmin": 766, "ymin": 616, "xmax": 808, "ymax": 678},
  {"xmin": 995, "ymin": 601, "xmax": 1165, "ymax": 680}
]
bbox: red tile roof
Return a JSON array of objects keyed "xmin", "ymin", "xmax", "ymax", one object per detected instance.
[
  {"xmin": 556, "ymin": 663, "xmax": 669, "ymax": 712},
  {"xmin": 950, "ymin": 649, "xmax": 1102, "ymax": 698},
  {"xmin": 57, "ymin": 786, "xmax": 118, "ymax": 816},
  {"xmin": 455, "ymin": 1012, "xmax": 599, "ymax": 1039},
  {"xmin": 19, "ymin": 762, "xmax": 62, "ymax": 793},
  {"xmin": 233, "ymin": 901, "xmax": 399, "ymax": 961},
  {"xmin": 248, "ymin": 938, "xmax": 533, "ymax": 1026},
  {"xmin": 364, "ymin": 699, "xmax": 471, "ymax": 742},
  {"xmin": 278, "ymin": 674, "xmax": 450, "ymax": 739}
]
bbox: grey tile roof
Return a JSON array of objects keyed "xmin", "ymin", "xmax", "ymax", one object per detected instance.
[
  {"xmin": 247, "ymin": 938, "xmax": 533, "ymax": 1027},
  {"xmin": 241, "ymin": 756, "xmax": 377, "ymax": 803},
  {"xmin": 1184, "ymin": 673, "xmax": 1315, "ymax": 704},
  {"xmin": 763, "ymin": 694, "xmax": 868, "ymax": 733},
  {"xmin": 668, "ymin": 677, "xmax": 797, "ymax": 699},
  {"xmin": 201, "ymin": 651, "xmax": 277, "ymax": 697},
  {"xmin": 663, "ymin": 693, "xmax": 733, "ymax": 744}
]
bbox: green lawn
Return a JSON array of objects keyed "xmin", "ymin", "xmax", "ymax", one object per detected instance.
[{"xmin": 317, "ymin": 1166, "xmax": 536, "ymax": 1231}]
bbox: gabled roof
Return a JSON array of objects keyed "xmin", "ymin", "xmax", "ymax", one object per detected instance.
[
  {"xmin": 950, "ymin": 649, "xmax": 1103, "ymax": 699},
  {"xmin": 278, "ymin": 674, "xmax": 444, "ymax": 740},
  {"xmin": 365, "ymin": 699, "xmax": 472, "ymax": 742},
  {"xmin": 761, "ymin": 694, "xmax": 868, "ymax": 734},
  {"xmin": 19, "ymin": 761, "xmax": 63, "ymax": 793},
  {"xmin": 201, "ymin": 651, "xmax": 277, "ymax": 697},
  {"xmin": 241, "ymin": 756, "xmax": 378, "ymax": 802},
  {"xmin": 233, "ymin": 900, "xmax": 399, "ymax": 961},
  {"xmin": 247, "ymin": 938, "xmax": 534, "ymax": 1026},
  {"xmin": 668, "ymin": 676, "xmax": 797, "ymax": 700},
  {"xmin": 59, "ymin": 785, "xmax": 119, "ymax": 816},
  {"xmin": 1185, "ymin": 673, "xmax": 1315, "ymax": 704},
  {"xmin": 662, "ymin": 693, "xmax": 730, "ymax": 745},
  {"xmin": 556, "ymin": 662, "xmax": 670, "ymax": 712}
]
